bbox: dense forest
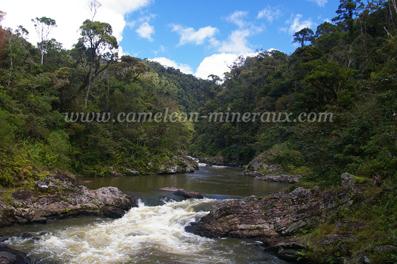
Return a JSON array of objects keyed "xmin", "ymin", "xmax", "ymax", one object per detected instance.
[
  {"xmin": 192, "ymin": 0, "xmax": 397, "ymax": 186},
  {"xmin": 1, "ymin": 1, "xmax": 395, "ymax": 186},
  {"xmin": 0, "ymin": 14, "xmax": 217, "ymax": 184},
  {"xmin": 0, "ymin": 1, "xmax": 397, "ymax": 262}
]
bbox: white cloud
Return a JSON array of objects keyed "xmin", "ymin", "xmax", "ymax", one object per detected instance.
[
  {"xmin": 257, "ymin": 7, "xmax": 281, "ymax": 22},
  {"xmin": 150, "ymin": 57, "xmax": 193, "ymax": 75},
  {"xmin": 309, "ymin": 0, "xmax": 328, "ymax": 7},
  {"xmin": 226, "ymin": 11, "xmax": 248, "ymax": 28},
  {"xmin": 0, "ymin": 0, "xmax": 151, "ymax": 49},
  {"xmin": 195, "ymin": 52, "xmax": 258, "ymax": 80},
  {"xmin": 218, "ymin": 29, "xmax": 253, "ymax": 54},
  {"xmin": 171, "ymin": 24, "xmax": 217, "ymax": 46},
  {"xmin": 287, "ymin": 14, "xmax": 313, "ymax": 34},
  {"xmin": 195, "ymin": 53, "xmax": 240, "ymax": 80},
  {"xmin": 136, "ymin": 21, "xmax": 154, "ymax": 40}
]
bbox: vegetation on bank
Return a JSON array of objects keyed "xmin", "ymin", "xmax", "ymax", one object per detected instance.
[
  {"xmin": 0, "ymin": 1, "xmax": 396, "ymax": 262},
  {"xmin": 191, "ymin": 0, "xmax": 397, "ymax": 187},
  {"xmin": 0, "ymin": 13, "xmax": 215, "ymax": 186},
  {"xmin": 188, "ymin": 1, "xmax": 397, "ymax": 262}
]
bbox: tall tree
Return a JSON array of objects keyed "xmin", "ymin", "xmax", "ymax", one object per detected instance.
[
  {"xmin": 31, "ymin": 17, "xmax": 56, "ymax": 64},
  {"xmin": 89, "ymin": 0, "xmax": 102, "ymax": 20},
  {"xmin": 333, "ymin": 0, "xmax": 364, "ymax": 33},
  {"xmin": 293, "ymin": 27, "xmax": 314, "ymax": 47},
  {"xmin": 77, "ymin": 19, "xmax": 118, "ymax": 108}
]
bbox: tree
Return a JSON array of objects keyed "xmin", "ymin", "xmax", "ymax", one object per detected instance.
[
  {"xmin": 293, "ymin": 28, "xmax": 314, "ymax": 47},
  {"xmin": 89, "ymin": 0, "xmax": 102, "ymax": 20},
  {"xmin": 332, "ymin": 0, "xmax": 364, "ymax": 33},
  {"xmin": 6, "ymin": 25, "xmax": 29, "ymax": 86},
  {"xmin": 77, "ymin": 19, "xmax": 118, "ymax": 108},
  {"xmin": 315, "ymin": 22, "xmax": 337, "ymax": 37},
  {"xmin": 31, "ymin": 17, "xmax": 56, "ymax": 64},
  {"xmin": 0, "ymin": 11, "xmax": 5, "ymax": 53}
]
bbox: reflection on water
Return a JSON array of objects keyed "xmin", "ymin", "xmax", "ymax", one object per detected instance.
[{"xmin": 82, "ymin": 166, "xmax": 288, "ymax": 204}]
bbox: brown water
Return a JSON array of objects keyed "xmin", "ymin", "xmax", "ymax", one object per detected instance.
[
  {"xmin": 3, "ymin": 166, "xmax": 290, "ymax": 264},
  {"xmin": 82, "ymin": 166, "xmax": 289, "ymax": 204}
]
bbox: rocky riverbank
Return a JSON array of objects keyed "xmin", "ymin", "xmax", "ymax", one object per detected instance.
[
  {"xmin": 243, "ymin": 150, "xmax": 303, "ymax": 183},
  {"xmin": 186, "ymin": 174, "xmax": 394, "ymax": 263},
  {"xmin": 0, "ymin": 172, "xmax": 136, "ymax": 227}
]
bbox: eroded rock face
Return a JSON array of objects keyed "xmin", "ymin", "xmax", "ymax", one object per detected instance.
[
  {"xmin": 186, "ymin": 187, "xmax": 352, "ymax": 241},
  {"xmin": 0, "ymin": 172, "xmax": 136, "ymax": 227},
  {"xmin": 244, "ymin": 153, "xmax": 302, "ymax": 183}
]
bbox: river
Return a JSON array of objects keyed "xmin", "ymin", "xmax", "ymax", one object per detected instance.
[{"xmin": 2, "ymin": 166, "xmax": 290, "ymax": 264}]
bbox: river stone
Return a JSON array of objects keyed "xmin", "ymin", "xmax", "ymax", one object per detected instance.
[
  {"xmin": 244, "ymin": 151, "xmax": 302, "ymax": 183},
  {"xmin": 0, "ymin": 245, "xmax": 31, "ymax": 264},
  {"xmin": 186, "ymin": 187, "xmax": 353, "ymax": 240},
  {"xmin": 0, "ymin": 172, "xmax": 136, "ymax": 227}
]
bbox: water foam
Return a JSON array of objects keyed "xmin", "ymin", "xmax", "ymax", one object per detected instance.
[{"xmin": 10, "ymin": 199, "xmax": 224, "ymax": 264}]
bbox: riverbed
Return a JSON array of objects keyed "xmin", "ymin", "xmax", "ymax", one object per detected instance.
[{"xmin": 1, "ymin": 166, "xmax": 290, "ymax": 264}]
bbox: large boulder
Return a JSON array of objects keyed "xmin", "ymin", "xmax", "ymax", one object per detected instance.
[
  {"xmin": 244, "ymin": 151, "xmax": 302, "ymax": 183},
  {"xmin": 0, "ymin": 244, "xmax": 31, "ymax": 264},
  {"xmin": 160, "ymin": 187, "xmax": 204, "ymax": 199},
  {"xmin": 0, "ymin": 172, "xmax": 136, "ymax": 227},
  {"xmin": 157, "ymin": 156, "xmax": 199, "ymax": 174},
  {"xmin": 186, "ymin": 187, "xmax": 352, "ymax": 240}
]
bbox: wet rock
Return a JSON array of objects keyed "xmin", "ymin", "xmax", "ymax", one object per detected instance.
[
  {"xmin": 186, "ymin": 186, "xmax": 353, "ymax": 252},
  {"xmin": 0, "ymin": 172, "xmax": 136, "ymax": 227},
  {"xmin": 173, "ymin": 190, "xmax": 203, "ymax": 199},
  {"xmin": 101, "ymin": 206, "xmax": 126, "ymax": 218},
  {"xmin": 0, "ymin": 245, "xmax": 31, "ymax": 264},
  {"xmin": 267, "ymin": 240, "xmax": 306, "ymax": 262},
  {"xmin": 160, "ymin": 187, "xmax": 204, "ymax": 199}
]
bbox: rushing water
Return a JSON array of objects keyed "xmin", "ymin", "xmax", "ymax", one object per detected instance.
[{"xmin": 2, "ymin": 166, "xmax": 290, "ymax": 264}]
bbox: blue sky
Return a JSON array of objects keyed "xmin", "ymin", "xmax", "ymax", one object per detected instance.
[
  {"xmin": 1, "ymin": 0, "xmax": 340, "ymax": 79},
  {"xmin": 121, "ymin": 0, "xmax": 339, "ymax": 77}
]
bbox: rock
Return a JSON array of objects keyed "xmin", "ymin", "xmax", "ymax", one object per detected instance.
[
  {"xmin": 255, "ymin": 174, "xmax": 302, "ymax": 183},
  {"xmin": 0, "ymin": 172, "xmax": 136, "ymax": 227},
  {"xmin": 101, "ymin": 206, "xmax": 126, "ymax": 218},
  {"xmin": 173, "ymin": 190, "xmax": 203, "ymax": 199},
  {"xmin": 160, "ymin": 187, "xmax": 204, "ymax": 199},
  {"xmin": 361, "ymin": 255, "xmax": 371, "ymax": 264},
  {"xmin": 267, "ymin": 240, "xmax": 306, "ymax": 262},
  {"xmin": 244, "ymin": 152, "xmax": 302, "ymax": 183},
  {"xmin": 36, "ymin": 181, "xmax": 49, "ymax": 191},
  {"xmin": 186, "ymin": 186, "xmax": 353, "ymax": 259},
  {"xmin": 198, "ymin": 156, "xmax": 239, "ymax": 167},
  {"xmin": 124, "ymin": 169, "xmax": 140, "ymax": 176},
  {"xmin": 0, "ymin": 245, "xmax": 31, "ymax": 264},
  {"xmin": 341, "ymin": 172, "xmax": 355, "ymax": 187},
  {"xmin": 157, "ymin": 156, "xmax": 199, "ymax": 174}
]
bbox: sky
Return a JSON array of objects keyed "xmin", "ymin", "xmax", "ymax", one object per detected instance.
[{"xmin": 0, "ymin": 0, "xmax": 339, "ymax": 79}]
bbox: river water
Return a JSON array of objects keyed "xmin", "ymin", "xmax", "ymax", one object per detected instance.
[{"xmin": 2, "ymin": 166, "xmax": 290, "ymax": 264}]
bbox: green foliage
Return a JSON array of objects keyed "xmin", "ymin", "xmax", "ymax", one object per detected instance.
[
  {"xmin": 192, "ymin": 2, "xmax": 397, "ymax": 186},
  {"xmin": 0, "ymin": 18, "xmax": 216, "ymax": 185}
]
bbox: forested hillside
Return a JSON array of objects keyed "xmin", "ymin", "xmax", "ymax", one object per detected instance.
[
  {"xmin": 0, "ymin": 16, "xmax": 215, "ymax": 185},
  {"xmin": 192, "ymin": 0, "xmax": 397, "ymax": 185},
  {"xmin": 0, "ymin": 1, "xmax": 397, "ymax": 262}
]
